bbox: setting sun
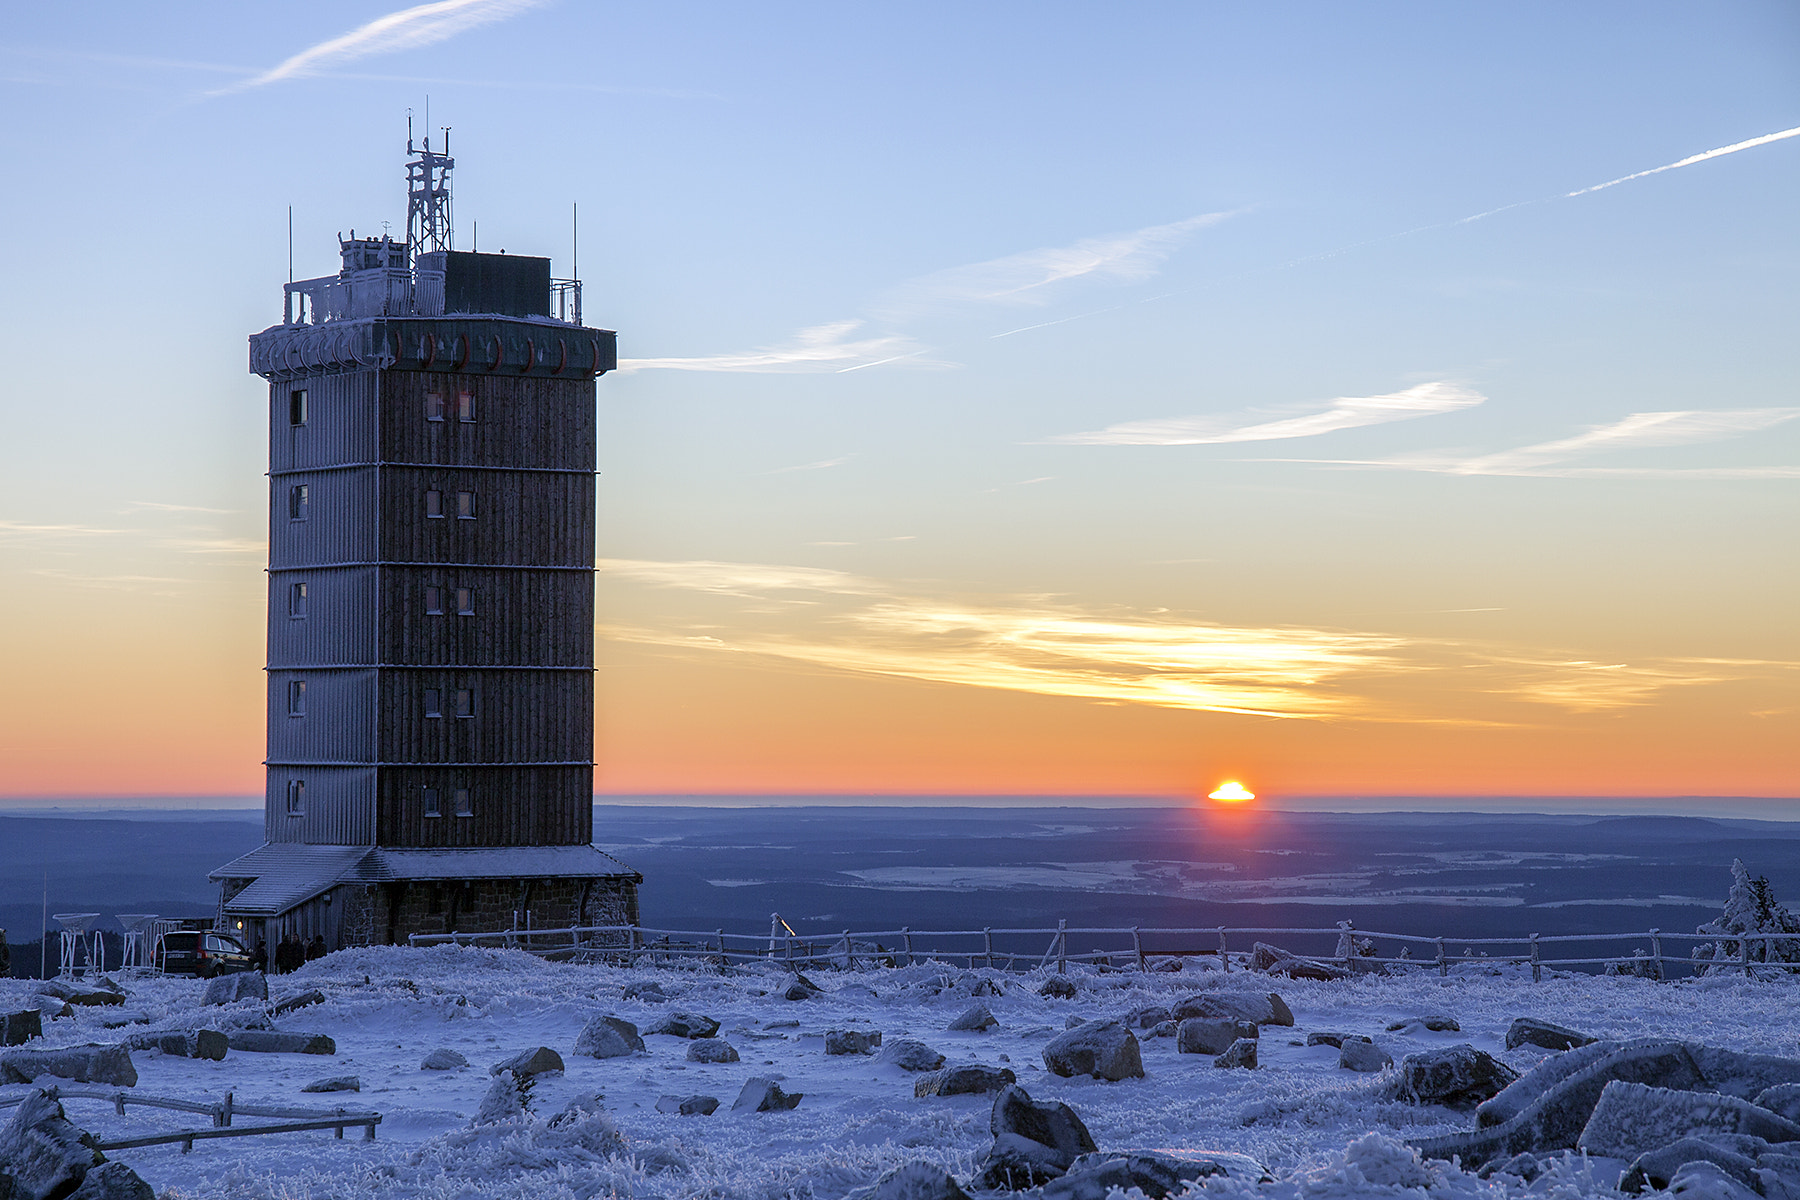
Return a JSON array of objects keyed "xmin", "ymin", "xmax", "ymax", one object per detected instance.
[{"xmin": 1208, "ymin": 781, "xmax": 1256, "ymax": 802}]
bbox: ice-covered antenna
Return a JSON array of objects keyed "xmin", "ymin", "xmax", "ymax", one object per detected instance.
[{"xmin": 406, "ymin": 112, "xmax": 455, "ymax": 254}]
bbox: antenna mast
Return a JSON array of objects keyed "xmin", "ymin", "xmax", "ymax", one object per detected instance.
[{"xmin": 406, "ymin": 116, "xmax": 454, "ymax": 254}]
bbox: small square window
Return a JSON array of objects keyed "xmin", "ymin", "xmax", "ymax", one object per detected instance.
[
  {"xmin": 456, "ymin": 491, "xmax": 476, "ymax": 520},
  {"xmin": 457, "ymin": 391, "xmax": 475, "ymax": 422},
  {"xmin": 424, "ymin": 585, "xmax": 443, "ymax": 614},
  {"xmin": 455, "ymin": 688, "xmax": 476, "ymax": 718},
  {"xmin": 424, "ymin": 688, "xmax": 441, "ymax": 718},
  {"xmin": 287, "ymin": 679, "xmax": 307, "ymax": 716},
  {"xmin": 425, "ymin": 392, "xmax": 445, "ymax": 422},
  {"xmin": 424, "ymin": 489, "xmax": 443, "ymax": 519},
  {"xmin": 455, "ymin": 587, "xmax": 474, "ymax": 616},
  {"xmin": 453, "ymin": 787, "xmax": 473, "ymax": 817},
  {"xmin": 423, "ymin": 786, "xmax": 441, "ymax": 818},
  {"xmin": 289, "ymin": 389, "xmax": 308, "ymax": 427},
  {"xmin": 289, "ymin": 581, "xmax": 308, "ymax": 618},
  {"xmin": 289, "ymin": 484, "xmax": 309, "ymax": 521},
  {"xmin": 286, "ymin": 779, "xmax": 305, "ymax": 816}
]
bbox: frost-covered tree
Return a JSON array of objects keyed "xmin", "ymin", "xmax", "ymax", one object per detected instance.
[{"xmin": 1693, "ymin": 859, "xmax": 1800, "ymax": 972}]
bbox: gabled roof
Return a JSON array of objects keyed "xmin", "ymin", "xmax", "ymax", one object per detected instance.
[{"xmin": 211, "ymin": 844, "xmax": 373, "ymax": 917}]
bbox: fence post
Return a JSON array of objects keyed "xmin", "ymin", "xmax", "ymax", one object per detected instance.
[
  {"xmin": 1529, "ymin": 934, "xmax": 1541, "ymax": 983},
  {"xmin": 717, "ymin": 929, "xmax": 726, "ymax": 967},
  {"xmin": 1743, "ymin": 935, "xmax": 1753, "ymax": 978},
  {"xmin": 842, "ymin": 929, "xmax": 852, "ymax": 970},
  {"xmin": 1650, "ymin": 928, "xmax": 1663, "ymax": 981},
  {"xmin": 1435, "ymin": 938, "xmax": 1447, "ymax": 978},
  {"xmin": 222, "ymin": 1092, "xmax": 233, "ymax": 1128},
  {"xmin": 1056, "ymin": 919, "xmax": 1068, "ymax": 975},
  {"xmin": 1218, "ymin": 927, "xmax": 1230, "ymax": 972},
  {"xmin": 902, "ymin": 927, "xmax": 913, "ymax": 967},
  {"xmin": 984, "ymin": 928, "xmax": 993, "ymax": 970},
  {"xmin": 1338, "ymin": 920, "xmax": 1355, "ymax": 969},
  {"xmin": 1133, "ymin": 927, "xmax": 1144, "ymax": 972}
]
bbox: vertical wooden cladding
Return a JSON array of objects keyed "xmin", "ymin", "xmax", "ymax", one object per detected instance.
[
  {"xmin": 272, "ymin": 371, "xmax": 377, "ymax": 474},
  {"xmin": 379, "ymin": 568, "xmax": 592, "ymax": 667},
  {"xmin": 264, "ymin": 767, "xmax": 375, "ymax": 844},
  {"xmin": 377, "ymin": 467, "xmax": 595, "ymax": 568},
  {"xmin": 376, "ymin": 766, "xmax": 592, "ymax": 847},
  {"xmin": 267, "ymin": 670, "xmax": 377, "ymax": 764},
  {"xmin": 376, "ymin": 669, "xmax": 591, "ymax": 765},
  {"xmin": 267, "ymin": 567, "xmax": 377, "ymax": 667},
  {"xmin": 379, "ymin": 371, "xmax": 596, "ymax": 471},
  {"xmin": 269, "ymin": 469, "xmax": 378, "ymax": 569}
]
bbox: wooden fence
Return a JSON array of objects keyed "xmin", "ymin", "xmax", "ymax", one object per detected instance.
[{"xmin": 0, "ymin": 1086, "xmax": 380, "ymax": 1152}]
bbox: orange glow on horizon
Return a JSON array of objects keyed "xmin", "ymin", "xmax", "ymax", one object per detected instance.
[{"xmin": 1207, "ymin": 781, "xmax": 1256, "ymax": 803}]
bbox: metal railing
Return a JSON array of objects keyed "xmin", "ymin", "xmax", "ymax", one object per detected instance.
[{"xmin": 408, "ymin": 918, "xmax": 1798, "ymax": 982}]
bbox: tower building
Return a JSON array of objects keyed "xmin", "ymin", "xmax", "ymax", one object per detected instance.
[{"xmin": 212, "ymin": 134, "xmax": 639, "ymax": 950}]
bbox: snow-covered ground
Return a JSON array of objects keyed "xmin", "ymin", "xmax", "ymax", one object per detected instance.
[{"xmin": 4, "ymin": 948, "xmax": 1798, "ymax": 1199}]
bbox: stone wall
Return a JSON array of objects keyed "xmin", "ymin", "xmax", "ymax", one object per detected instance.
[{"xmin": 364, "ymin": 876, "xmax": 639, "ymax": 945}]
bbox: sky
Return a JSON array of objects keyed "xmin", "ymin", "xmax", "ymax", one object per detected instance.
[{"xmin": 0, "ymin": 2, "xmax": 1795, "ymax": 808}]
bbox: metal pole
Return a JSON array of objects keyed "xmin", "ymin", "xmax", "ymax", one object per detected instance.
[{"xmin": 1530, "ymin": 934, "xmax": 1541, "ymax": 983}]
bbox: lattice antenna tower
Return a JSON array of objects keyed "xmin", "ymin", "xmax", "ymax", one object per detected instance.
[{"xmin": 406, "ymin": 111, "xmax": 454, "ymax": 254}]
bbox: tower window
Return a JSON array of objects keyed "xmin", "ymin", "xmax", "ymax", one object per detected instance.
[
  {"xmin": 289, "ymin": 484, "xmax": 309, "ymax": 521},
  {"xmin": 289, "ymin": 389, "xmax": 308, "ymax": 427},
  {"xmin": 456, "ymin": 491, "xmax": 476, "ymax": 520},
  {"xmin": 425, "ymin": 489, "xmax": 443, "ymax": 519},
  {"xmin": 453, "ymin": 787, "xmax": 473, "ymax": 817},
  {"xmin": 286, "ymin": 779, "xmax": 305, "ymax": 816},
  {"xmin": 289, "ymin": 581, "xmax": 308, "ymax": 618},
  {"xmin": 287, "ymin": 679, "xmax": 307, "ymax": 716},
  {"xmin": 455, "ymin": 587, "xmax": 474, "ymax": 616},
  {"xmin": 423, "ymin": 786, "xmax": 441, "ymax": 818},
  {"xmin": 457, "ymin": 391, "xmax": 475, "ymax": 422},
  {"xmin": 424, "ymin": 688, "xmax": 441, "ymax": 718},
  {"xmin": 455, "ymin": 688, "xmax": 476, "ymax": 718},
  {"xmin": 424, "ymin": 585, "xmax": 443, "ymax": 614},
  {"xmin": 425, "ymin": 392, "xmax": 445, "ymax": 422}
]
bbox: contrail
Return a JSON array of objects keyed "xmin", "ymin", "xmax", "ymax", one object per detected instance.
[{"xmin": 1564, "ymin": 125, "xmax": 1800, "ymax": 199}]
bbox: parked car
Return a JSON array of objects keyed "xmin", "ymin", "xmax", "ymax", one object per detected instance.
[{"xmin": 155, "ymin": 930, "xmax": 254, "ymax": 978}]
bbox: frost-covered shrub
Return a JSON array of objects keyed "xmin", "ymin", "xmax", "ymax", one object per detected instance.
[{"xmin": 1694, "ymin": 859, "xmax": 1800, "ymax": 972}]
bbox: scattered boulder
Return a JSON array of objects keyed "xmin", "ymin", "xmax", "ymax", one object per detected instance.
[
  {"xmin": 1385, "ymin": 1044, "xmax": 1518, "ymax": 1110},
  {"xmin": 1758, "ymin": 1084, "xmax": 1800, "ymax": 1124},
  {"xmin": 3, "ymin": 1012, "xmax": 43, "ymax": 1048},
  {"xmin": 1665, "ymin": 1160, "xmax": 1763, "ymax": 1200},
  {"xmin": 0, "ymin": 1090, "xmax": 104, "ymax": 1200},
  {"xmin": 573, "ymin": 1015, "xmax": 644, "ymax": 1059},
  {"xmin": 882, "ymin": 1040, "xmax": 946, "ymax": 1072},
  {"xmin": 686, "ymin": 1039, "xmax": 739, "ymax": 1064},
  {"xmin": 420, "ymin": 1047, "xmax": 467, "ymax": 1070},
  {"xmin": 948, "ymin": 1003, "xmax": 997, "ymax": 1032},
  {"xmin": 490, "ymin": 1046, "xmax": 564, "ymax": 1079},
  {"xmin": 1308, "ymin": 1031, "xmax": 1353, "ymax": 1048},
  {"xmin": 1171, "ymin": 991, "xmax": 1293, "ymax": 1027},
  {"xmin": 952, "ymin": 973, "xmax": 1005, "ymax": 998},
  {"xmin": 1388, "ymin": 1014, "xmax": 1460, "ymax": 1033},
  {"xmin": 1688, "ymin": 1045, "xmax": 1800, "ymax": 1100},
  {"xmin": 648, "ymin": 1011, "xmax": 720, "ymax": 1039},
  {"xmin": 1046, "ymin": 1150, "xmax": 1269, "ymax": 1199},
  {"xmin": 300, "ymin": 1076, "xmax": 359, "ymax": 1093},
  {"xmin": 1042, "ymin": 1021, "xmax": 1144, "ymax": 1082},
  {"xmin": 1177, "ymin": 1019, "xmax": 1258, "ymax": 1056},
  {"xmin": 915, "ymin": 1065, "xmax": 1017, "ymax": 1097},
  {"xmin": 1621, "ymin": 1138, "xmax": 1762, "ymax": 1195},
  {"xmin": 474, "ymin": 1070, "xmax": 529, "ymax": 1124},
  {"xmin": 826, "ymin": 1029, "xmax": 882, "ymax": 1056},
  {"xmin": 655, "ymin": 1094, "xmax": 720, "ymax": 1116},
  {"xmin": 846, "ymin": 1162, "xmax": 972, "ymax": 1200},
  {"xmin": 622, "ymin": 981, "xmax": 670, "ymax": 1002},
  {"xmin": 1578, "ymin": 1080, "xmax": 1800, "ymax": 1160},
  {"xmin": 226, "ymin": 1031, "xmax": 334, "ymax": 1056},
  {"xmin": 27, "ymin": 998, "xmax": 71, "ymax": 1022},
  {"xmin": 66, "ymin": 1160, "xmax": 155, "ymax": 1200},
  {"xmin": 271, "ymin": 989, "xmax": 326, "ymax": 1017},
  {"xmin": 1215, "ymin": 1038, "xmax": 1258, "ymax": 1069},
  {"xmin": 783, "ymin": 973, "xmax": 824, "ymax": 1001},
  {"xmin": 200, "ymin": 971, "xmax": 268, "ymax": 1006},
  {"xmin": 1506, "ymin": 1017, "xmax": 1594, "ymax": 1052},
  {"xmin": 732, "ymin": 1077, "xmax": 802, "ymax": 1112},
  {"xmin": 1248, "ymin": 942, "xmax": 1350, "ymax": 981},
  {"xmin": 128, "ymin": 1029, "xmax": 228, "ymax": 1061},
  {"xmin": 1038, "ymin": 977, "xmax": 1078, "ymax": 1000},
  {"xmin": 1122, "ymin": 1005, "xmax": 1172, "ymax": 1031},
  {"xmin": 1150, "ymin": 1021, "xmax": 1178, "ymax": 1039},
  {"xmin": 974, "ymin": 1085, "xmax": 1098, "ymax": 1190},
  {"xmin": 1148, "ymin": 957, "xmax": 1185, "ymax": 973},
  {"xmin": 1341, "ymin": 1039, "xmax": 1393, "ymax": 1073},
  {"xmin": 1, "ymin": 1045, "xmax": 137, "ymax": 1088}
]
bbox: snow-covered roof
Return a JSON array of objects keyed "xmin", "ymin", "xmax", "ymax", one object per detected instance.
[{"xmin": 213, "ymin": 842, "xmax": 639, "ymax": 916}]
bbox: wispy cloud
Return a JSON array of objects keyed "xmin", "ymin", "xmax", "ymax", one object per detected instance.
[
  {"xmin": 1045, "ymin": 382, "xmax": 1484, "ymax": 447},
  {"xmin": 766, "ymin": 455, "xmax": 855, "ymax": 475},
  {"xmin": 124, "ymin": 500, "xmax": 237, "ymax": 515},
  {"xmin": 620, "ymin": 321, "xmax": 927, "ymax": 375},
  {"xmin": 0, "ymin": 519, "xmax": 129, "ymax": 539},
  {"xmin": 212, "ymin": 0, "xmax": 546, "ymax": 96}
]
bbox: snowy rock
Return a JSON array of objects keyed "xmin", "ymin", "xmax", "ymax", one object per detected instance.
[
  {"xmin": 1037, "ymin": 977, "xmax": 1077, "ymax": 1000},
  {"xmin": 844, "ymin": 1161, "xmax": 972, "ymax": 1200},
  {"xmin": 1171, "ymin": 991, "xmax": 1293, "ymax": 1027},
  {"xmin": 648, "ymin": 1011, "xmax": 720, "ymax": 1039},
  {"xmin": 1249, "ymin": 942, "xmax": 1349, "ymax": 981},
  {"xmin": 1621, "ymin": 1138, "xmax": 1761, "ymax": 1195},
  {"xmin": 655, "ymin": 1094, "xmax": 720, "ymax": 1116},
  {"xmin": 65, "ymin": 1160, "xmax": 155, "ymax": 1200},
  {"xmin": 948, "ymin": 1003, "xmax": 997, "ymax": 1032},
  {"xmin": 1043, "ymin": 1021, "xmax": 1144, "ymax": 1082},
  {"xmin": 474, "ymin": 1070, "xmax": 530, "ymax": 1124},
  {"xmin": 975, "ymin": 1085, "xmax": 1098, "ymax": 1190},
  {"xmin": 952, "ymin": 973, "xmax": 1005, "ymax": 998},
  {"xmin": 1047, "ymin": 1150, "xmax": 1266, "ymax": 1199},
  {"xmin": 732, "ymin": 1076, "xmax": 802, "ymax": 1112},
  {"xmin": 27, "ymin": 998, "xmax": 70, "ymax": 1022},
  {"xmin": 1759, "ymin": 1084, "xmax": 1800, "ymax": 1123},
  {"xmin": 0, "ymin": 1090, "xmax": 103, "ymax": 1200},
  {"xmin": 572, "ymin": 1015, "xmax": 644, "ymax": 1059},
  {"xmin": 132, "ymin": 1030, "xmax": 227, "ymax": 1060},
  {"xmin": 1215, "ymin": 1038, "xmax": 1257, "ymax": 1069},
  {"xmin": 825, "ymin": 1029, "xmax": 882, "ymax": 1055},
  {"xmin": 622, "ymin": 980, "xmax": 670, "ymax": 1002},
  {"xmin": 1577, "ymin": 1080, "xmax": 1800, "ymax": 1160},
  {"xmin": 3, "ymin": 1012, "xmax": 42, "ymax": 1047},
  {"xmin": 783, "ymin": 973, "xmax": 824, "ymax": 1001},
  {"xmin": 1148, "ymin": 956, "xmax": 1184, "ymax": 972},
  {"xmin": 270, "ymin": 988, "xmax": 325, "ymax": 1017},
  {"xmin": 685, "ymin": 1038, "xmax": 739, "ymax": 1064},
  {"xmin": 1688, "ymin": 1045, "xmax": 1800, "ymax": 1100},
  {"xmin": 544, "ymin": 1094, "xmax": 630, "ymax": 1157},
  {"xmin": 914, "ymin": 1064, "xmax": 1017, "ymax": 1097},
  {"xmin": 200, "ymin": 971, "xmax": 267, "ymax": 1006},
  {"xmin": 1667, "ymin": 1160, "xmax": 1763, "ymax": 1200},
  {"xmin": 1480, "ymin": 1152, "xmax": 1546, "ymax": 1182},
  {"xmin": 490, "ymin": 1046, "xmax": 564, "ymax": 1079},
  {"xmin": 881, "ymin": 1040, "xmax": 945, "ymax": 1072},
  {"xmin": 1307, "ymin": 1031, "xmax": 1355, "ymax": 1047},
  {"xmin": 1385, "ymin": 1044, "xmax": 1518, "ymax": 1109},
  {"xmin": 1122, "ymin": 1005, "xmax": 1172, "ymax": 1030},
  {"xmin": 227, "ymin": 1030, "xmax": 334, "ymax": 1055},
  {"xmin": 1176, "ymin": 1018, "xmax": 1257, "ymax": 1056},
  {"xmin": 1, "ymin": 1045, "xmax": 137, "ymax": 1088},
  {"xmin": 1506, "ymin": 1017, "xmax": 1594, "ymax": 1051},
  {"xmin": 1150, "ymin": 1021, "xmax": 1177, "ymax": 1038},
  {"xmin": 300, "ymin": 1076, "xmax": 359, "ymax": 1093},
  {"xmin": 1388, "ymin": 1013, "xmax": 1459, "ymax": 1032},
  {"xmin": 1340, "ymin": 1039, "xmax": 1392, "ymax": 1072},
  {"xmin": 421, "ymin": 1048, "xmax": 468, "ymax": 1070}
]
